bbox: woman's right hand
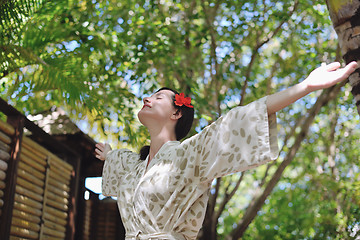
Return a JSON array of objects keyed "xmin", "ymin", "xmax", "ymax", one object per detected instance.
[{"xmin": 95, "ymin": 143, "xmax": 112, "ymax": 161}]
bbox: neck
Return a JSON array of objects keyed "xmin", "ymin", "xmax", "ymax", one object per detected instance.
[{"xmin": 148, "ymin": 127, "xmax": 177, "ymax": 162}]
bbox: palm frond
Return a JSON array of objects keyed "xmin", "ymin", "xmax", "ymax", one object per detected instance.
[
  {"xmin": 0, "ymin": 44, "xmax": 48, "ymax": 77},
  {"xmin": 0, "ymin": 0, "xmax": 44, "ymax": 39}
]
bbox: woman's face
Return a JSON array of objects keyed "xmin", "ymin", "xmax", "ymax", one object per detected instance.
[{"xmin": 137, "ymin": 89, "xmax": 179, "ymax": 126}]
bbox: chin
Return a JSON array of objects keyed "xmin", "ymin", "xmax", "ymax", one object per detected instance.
[
  {"xmin": 137, "ymin": 110, "xmax": 149, "ymax": 126},
  {"xmin": 137, "ymin": 111, "xmax": 144, "ymax": 124}
]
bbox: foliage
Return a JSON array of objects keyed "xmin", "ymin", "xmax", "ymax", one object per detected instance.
[{"xmin": 1, "ymin": 0, "xmax": 359, "ymax": 239}]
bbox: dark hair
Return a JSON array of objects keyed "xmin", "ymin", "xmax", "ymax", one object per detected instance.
[{"xmin": 139, "ymin": 87, "xmax": 195, "ymax": 160}]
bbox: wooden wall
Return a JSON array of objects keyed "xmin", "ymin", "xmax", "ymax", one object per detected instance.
[
  {"xmin": 80, "ymin": 191, "xmax": 125, "ymax": 240},
  {"xmin": 0, "ymin": 98, "xmax": 126, "ymax": 240}
]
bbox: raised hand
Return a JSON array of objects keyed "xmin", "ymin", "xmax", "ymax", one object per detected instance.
[
  {"xmin": 95, "ymin": 143, "xmax": 112, "ymax": 161},
  {"xmin": 266, "ymin": 61, "xmax": 358, "ymax": 115},
  {"xmin": 303, "ymin": 61, "xmax": 358, "ymax": 92}
]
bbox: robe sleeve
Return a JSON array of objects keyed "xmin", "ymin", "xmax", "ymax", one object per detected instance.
[
  {"xmin": 101, "ymin": 148, "xmax": 134, "ymax": 196},
  {"xmin": 181, "ymin": 96, "xmax": 278, "ymax": 183}
]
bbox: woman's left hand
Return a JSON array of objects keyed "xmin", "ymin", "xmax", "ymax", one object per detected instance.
[{"xmin": 303, "ymin": 61, "xmax": 358, "ymax": 92}]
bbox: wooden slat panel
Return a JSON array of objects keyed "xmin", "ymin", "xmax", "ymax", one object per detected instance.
[
  {"xmin": 0, "ymin": 169, "xmax": 6, "ymax": 180},
  {"xmin": 44, "ymin": 219, "xmax": 66, "ymax": 233},
  {"xmin": 48, "ymin": 154, "xmax": 73, "ymax": 173},
  {"xmin": 46, "ymin": 191, "xmax": 68, "ymax": 205},
  {"xmin": 0, "ymin": 131, "xmax": 11, "ymax": 145},
  {"xmin": 48, "ymin": 177, "xmax": 69, "ymax": 192},
  {"xmin": 14, "ymin": 193, "xmax": 42, "ymax": 210},
  {"xmin": 0, "ymin": 148, "xmax": 10, "ymax": 161},
  {"xmin": 22, "ymin": 137, "xmax": 72, "ymax": 171},
  {"xmin": 47, "ymin": 182, "xmax": 69, "ymax": 199},
  {"xmin": 11, "ymin": 216, "xmax": 40, "ymax": 232},
  {"xmin": 42, "ymin": 225, "xmax": 65, "ymax": 238},
  {"xmin": 41, "ymin": 235, "xmax": 63, "ymax": 240},
  {"xmin": 19, "ymin": 153, "xmax": 45, "ymax": 172},
  {"xmin": 17, "ymin": 168, "xmax": 44, "ymax": 188},
  {"xmin": 21, "ymin": 147, "xmax": 46, "ymax": 167},
  {"xmin": 0, "ymin": 180, "xmax": 5, "ymax": 189},
  {"xmin": 16, "ymin": 185, "xmax": 43, "ymax": 203},
  {"xmin": 10, "ymin": 236, "xmax": 30, "ymax": 240},
  {"xmin": 49, "ymin": 164, "xmax": 71, "ymax": 181},
  {"xmin": 0, "ymin": 159, "xmax": 8, "ymax": 171},
  {"xmin": 13, "ymin": 202, "xmax": 42, "ymax": 217},
  {"xmin": 46, "ymin": 198, "xmax": 68, "ymax": 212},
  {"xmin": 49, "ymin": 157, "xmax": 72, "ymax": 176},
  {"xmin": 83, "ymin": 200, "xmax": 92, "ymax": 239},
  {"xmin": 43, "ymin": 205, "xmax": 67, "ymax": 220},
  {"xmin": 0, "ymin": 119, "xmax": 15, "ymax": 136},
  {"xmin": 12, "ymin": 209, "xmax": 41, "ymax": 224},
  {"xmin": 8, "ymin": 133, "xmax": 75, "ymax": 240},
  {"xmin": 22, "ymin": 141, "xmax": 47, "ymax": 162},
  {"xmin": 16, "ymin": 177, "xmax": 44, "ymax": 195},
  {"xmin": 48, "ymin": 171, "xmax": 70, "ymax": 185},
  {"xmin": 0, "ymin": 139, "xmax": 11, "ymax": 152},
  {"xmin": 10, "ymin": 225, "xmax": 38, "ymax": 239},
  {"xmin": 18, "ymin": 161, "xmax": 45, "ymax": 180},
  {"xmin": 43, "ymin": 212, "xmax": 67, "ymax": 226}
]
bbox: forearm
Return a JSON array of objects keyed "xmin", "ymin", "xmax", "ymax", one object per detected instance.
[
  {"xmin": 266, "ymin": 81, "xmax": 310, "ymax": 115},
  {"xmin": 266, "ymin": 61, "xmax": 358, "ymax": 115}
]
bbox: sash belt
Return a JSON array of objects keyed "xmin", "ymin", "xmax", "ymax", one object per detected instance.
[{"xmin": 126, "ymin": 231, "xmax": 184, "ymax": 240}]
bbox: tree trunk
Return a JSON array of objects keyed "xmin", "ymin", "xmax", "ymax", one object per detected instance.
[{"xmin": 325, "ymin": 0, "xmax": 360, "ymax": 115}]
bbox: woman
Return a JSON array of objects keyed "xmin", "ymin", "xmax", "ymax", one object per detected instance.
[{"xmin": 95, "ymin": 61, "xmax": 358, "ymax": 240}]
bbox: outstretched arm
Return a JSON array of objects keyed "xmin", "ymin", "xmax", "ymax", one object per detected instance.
[{"xmin": 266, "ymin": 61, "xmax": 358, "ymax": 115}]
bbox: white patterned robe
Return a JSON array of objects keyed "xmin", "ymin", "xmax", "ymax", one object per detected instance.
[{"xmin": 102, "ymin": 97, "xmax": 279, "ymax": 240}]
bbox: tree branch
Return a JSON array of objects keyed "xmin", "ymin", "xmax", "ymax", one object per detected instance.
[
  {"xmin": 239, "ymin": 0, "xmax": 299, "ymax": 105},
  {"xmin": 230, "ymin": 81, "xmax": 346, "ymax": 239},
  {"xmin": 201, "ymin": 0, "xmax": 222, "ymax": 114},
  {"xmin": 213, "ymin": 173, "xmax": 244, "ymax": 226}
]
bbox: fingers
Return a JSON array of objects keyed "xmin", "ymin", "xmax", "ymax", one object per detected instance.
[
  {"xmin": 348, "ymin": 61, "xmax": 358, "ymax": 68},
  {"xmin": 96, "ymin": 143, "xmax": 104, "ymax": 151},
  {"xmin": 94, "ymin": 148, "xmax": 104, "ymax": 160},
  {"xmin": 323, "ymin": 62, "xmax": 340, "ymax": 71},
  {"xmin": 320, "ymin": 61, "xmax": 358, "ymax": 83},
  {"xmin": 345, "ymin": 61, "xmax": 358, "ymax": 72},
  {"xmin": 323, "ymin": 61, "xmax": 358, "ymax": 72},
  {"xmin": 338, "ymin": 61, "xmax": 358, "ymax": 78},
  {"xmin": 95, "ymin": 143, "xmax": 106, "ymax": 161}
]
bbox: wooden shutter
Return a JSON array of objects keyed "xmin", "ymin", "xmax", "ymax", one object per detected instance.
[
  {"xmin": 0, "ymin": 119, "xmax": 74, "ymax": 240},
  {"xmin": 11, "ymin": 136, "xmax": 73, "ymax": 240}
]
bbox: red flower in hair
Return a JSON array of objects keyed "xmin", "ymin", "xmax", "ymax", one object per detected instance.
[{"xmin": 174, "ymin": 93, "xmax": 193, "ymax": 108}]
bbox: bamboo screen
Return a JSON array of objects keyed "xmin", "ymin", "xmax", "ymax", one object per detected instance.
[
  {"xmin": 82, "ymin": 195, "xmax": 93, "ymax": 240},
  {"xmin": 0, "ymin": 119, "xmax": 74, "ymax": 240},
  {"xmin": 95, "ymin": 199, "xmax": 123, "ymax": 240}
]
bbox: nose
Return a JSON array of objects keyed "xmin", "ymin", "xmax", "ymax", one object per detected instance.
[{"xmin": 143, "ymin": 97, "xmax": 150, "ymax": 104}]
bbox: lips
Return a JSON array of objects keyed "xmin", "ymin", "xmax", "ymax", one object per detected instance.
[{"xmin": 142, "ymin": 104, "xmax": 151, "ymax": 109}]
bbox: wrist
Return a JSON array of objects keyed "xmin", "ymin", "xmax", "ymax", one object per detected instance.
[{"xmin": 298, "ymin": 79, "xmax": 312, "ymax": 96}]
